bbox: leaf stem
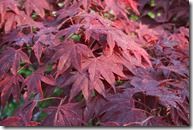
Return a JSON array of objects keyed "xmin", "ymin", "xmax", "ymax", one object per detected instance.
[{"xmin": 36, "ymin": 97, "xmax": 62, "ymax": 102}]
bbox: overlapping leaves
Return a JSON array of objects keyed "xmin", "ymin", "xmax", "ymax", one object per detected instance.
[{"xmin": 0, "ymin": 0, "xmax": 189, "ymax": 127}]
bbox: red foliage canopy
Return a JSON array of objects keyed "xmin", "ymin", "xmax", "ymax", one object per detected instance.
[{"xmin": 0, "ymin": 0, "xmax": 189, "ymax": 127}]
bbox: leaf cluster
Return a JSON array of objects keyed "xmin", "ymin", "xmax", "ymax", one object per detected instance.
[{"xmin": 0, "ymin": 0, "xmax": 189, "ymax": 127}]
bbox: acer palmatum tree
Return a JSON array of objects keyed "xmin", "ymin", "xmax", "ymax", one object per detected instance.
[{"xmin": 0, "ymin": 0, "xmax": 189, "ymax": 127}]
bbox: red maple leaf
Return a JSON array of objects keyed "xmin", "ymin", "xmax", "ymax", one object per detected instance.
[
  {"xmin": 42, "ymin": 100, "xmax": 84, "ymax": 126},
  {"xmin": 24, "ymin": 68, "xmax": 55, "ymax": 98},
  {"xmin": 0, "ymin": 47, "xmax": 30, "ymax": 77},
  {"xmin": 0, "ymin": 74, "xmax": 23, "ymax": 105}
]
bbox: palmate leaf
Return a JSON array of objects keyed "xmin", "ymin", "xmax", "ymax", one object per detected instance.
[
  {"xmin": 33, "ymin": 42, "xmax": 44, "ymax": 64},
  {"xmin": 85, "ymin": 55, "xmax": 127, "ymax": 85},
  {"xmin": 104, "ymin": 0, "xmax": 139, "ymax": 19},
  {"xmin": 56, "ymin": 2, "xmax": 80, "ymax": 22},
  {"xmin": 130, "ymin": 77, "xmax": 183, "ymax": 107},
  {"xmin": 0, "ymin": 10, "xmax": 42, "ymax": 32},
  {"xmin": 0, "ymin": 0, "xmax": 19, "ymax": 25},
  {"xmin": 0, "ymin": 74, "xmax": 23, "ymax": 105},
  {"xmin": 83, "ymin": 89, "xmax": 152, "ymax": 126},
  {"xmin": 51, "ymin": 41, "xmax": 94, "ymax": 78},
  {"xmin": 100, "ymin": 108, "xmax": 149, "ymax": 126},
  {"xmin": 42, "ymin": 101, "xmax": 84, "ymax": 126},
  {"xmin": 32, "ymin": 27, "xmax": 58, "ymax": 64},
  {"xmin": 56, "ymin": 24, "xmax": 81, "ymax": 42},
  {"xmin": 0, "ymin": 0, "xmax": 44, "ymax": 33},
  {"xmin": 80, "ymin": 13, "xmax": 152, "ymax": 66},
  {"xmin": 24, "ymin": 68, "xmax": 56, "ymax": 98},
  {"xmin": 62, "ymin": 72, "xmax": 103, "ymax": 101},
  {"xmin": 23, "ymin": 0, "xmax": 51, "ymax": 18},
  {"xmin": 0, "ymin": 100, "xmax": 39, "ymax": 126},
  {"xmin": 15, "ymin": 100, "xmax": 37, "ymax": 122},
  {"xmin": 62, "ymin": 55, "xmax": 127, "ymax": 101},
  {"xmin": 129, "ymin": 76, "xmax": 190, "ymax": 125},
  {"xmin": 1, "ymin": 28, "xmax": 34, "ymax": 47},
  {"xmin": 0, "ymin": 47, "xmax": 30, "ymax": 77},
  {"xmin": 34, "ymin": 27, "xmax": 58, "ymax": 46}
]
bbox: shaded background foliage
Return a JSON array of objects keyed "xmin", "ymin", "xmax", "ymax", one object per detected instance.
[{"xmin": 0, "ymin": 0, "xmax": 190, "ymax": 126}]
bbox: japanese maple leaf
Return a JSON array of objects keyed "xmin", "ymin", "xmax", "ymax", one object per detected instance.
[
  {"xmin": 32, "ymin": 27, "xmax": 59, "ymax": 64},
  {"xmin": 1, "ymin": 11, "xmax": 42, "ymax": 33},
  {"xmin": 159, "ymin": 64, "xmax": 189, "ymax": 78},
  {"xmin": 15, "ymin": 100, "xmax": 37, "ymax": 122},
  {"xmin": 33, "ymin": 42, "xmax": 44, "ymax": 64},
  {"xmin": 23, "ymin": 0, "xmax": 51, "ymax": 18},
  {"xmin": 65, "ymin": 55, "xmax": 127, "ymax": 101},
  {"xmin": 83, "ymin": 89, "xmax": 135, "ymax": 123},
  {"xmin": 56, "ymin": 24, "xmax": 81, "ymax": 41},
  {"xmin": 51, "ymin": 41, "xmax": 93, "ymax": 77},
  {"xmin": 104, "ymin": 0, "xmax": 139, "ymax": 19},
  {"xmin": 130, "ymin": 77, "xmax": 183, "ymax": 109},
  {"xmin": 62, "ymin": 72, "xmax": 94, "ymax": 101},
  {"xmin": 106, "ymin": 29, "xmax": 152, "ymax": 68},
  {"xmin": 84, "ymin": 89, "xmax": 148, "ymax": 126},
  {"xmin": 24, "ymin": 68, "xmax": 56, "ymax": 98},
  {"xmin": 0, "ymin": 74, "xmax": 23, "ymax": 105},
  {"xmin": 85, "ymin": 56, "xmax": 126, "ymax": 86},
  {"xmin": 104, "ymin": 0, "xmax": 127, "ymax": 18},
  {"xmin": 0, "ymin": 0, "xmax": 42, "ymax": 32},
  {"xmin": 135, "ymin": 23, "xmax": 159, "ymax": 45},
  {"xmin": 99, "ymin": 103, "xmax": 149, "ymax": 126},
  {"xmin": 0, "ymin": 47, "xmax": 30, "ymax": 77},
  {"xmin": 42, "ymin": 101, "xmax": 84, "ymax": 126},
  {"xmin": 34, "ymin": 27, "xmax": 58, "ymax": 46},
  {"xmin": 2, "ymin": 29, "xmax": 34, "ymax": 47},
  {"xmin": 83, "ymin": 95, "xmax": 107, "ymax": 122},
  {"xmin": 0, "ymin": 0, "xmax": 19, "ymax": 24},
  {"xmin": 81, "ymin": 13, "xmax": 152, "ymax": 68},
  {"xmin": 0, "ymin": 100, "xmax": 39, "ymax": 126},
  {"xmin": 56, "ymin": 2, "xmax": 80, "ymax": 22}
]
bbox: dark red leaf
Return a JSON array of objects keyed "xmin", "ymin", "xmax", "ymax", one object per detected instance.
[{"xmin": 42, "ymin": 101, "xmax": 84, "ymax": 126}]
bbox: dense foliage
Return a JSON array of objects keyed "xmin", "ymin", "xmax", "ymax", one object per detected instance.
[{"xmin": 0, "ymin": 0, "xmax": 189, "ymax": 126}]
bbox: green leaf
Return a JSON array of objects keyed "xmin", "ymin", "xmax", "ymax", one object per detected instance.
[
  {"xmin": 33, "ymin": 111, "xmax": 48, "ymax": 122},
  {"xmin": 150, "ymin": 0, "xmax": 156, "ymax": 7},
  {"xmin": 38, "ymin": 100, "xmax": 52, "ymax": 109},
  {"xmin": 92, "ymin": 91, "xmax": 96, "ymax": 97},
  {"xmin": 71, "ymin": 34, "xmax": 81, "ymax": 42},
  {"xmin": 75, "ymin": 93, "xmax": 84, "ymax": 102},
  {"xmin": 147, "ymin": 11, "xmax": 155, "ymax": 19},
  {"xmin": 52, "ymin": 87, "xmax": 63, "ymax": 96},
  {"xmin": 59, "ymin": 36, "xmax": 65, "ymax": 42},
  {"xmin": 129, "ymin": 14, "xmax": 139, "ymax": 21},
  {"xmin": 87, "ymin": 119, "xmax": 93, "ymax": 126},
  {"xmin": 116, "ymin": 80, "xmax": 124, "ymax": 86},
  {"xmin": 31, "ymin": 12, "xmax": 38, "ymax": 20},
  {"xmin": 18, "ymin": 68, "xmax": 32, "ymax": 77},
  {"xmin": 19, "ymin": 61, "xmax": 26, "ymax": 67},
  {"xmin": 29, "ymin": 92, "xmax": 36, "ymax": 100},
  {"xmin": 0, "ymin": 100, "xmax": 18, "ymax": 119},
  {"xmin": 45, "ymin": 64, "xmax": 53, "ymax": 73}
]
